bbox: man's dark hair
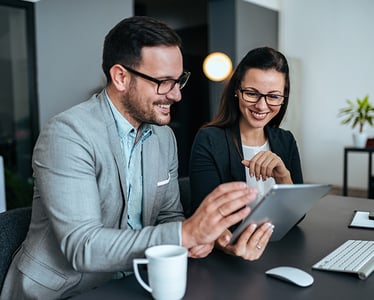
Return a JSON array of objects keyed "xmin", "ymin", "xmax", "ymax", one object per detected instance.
[{"xmin": 102, "ymin": 16, "xmax": 182, "ymax": 83}]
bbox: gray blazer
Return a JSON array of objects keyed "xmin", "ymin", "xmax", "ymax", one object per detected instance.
[{"xmin": 0, "ymin": 90, "xmax": 185, "ymax": 299}]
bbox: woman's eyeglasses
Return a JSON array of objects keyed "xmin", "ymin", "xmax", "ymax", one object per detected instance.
[{"xmin": 239, "ymin": 89, "xmax": 286, "ymax": 106}]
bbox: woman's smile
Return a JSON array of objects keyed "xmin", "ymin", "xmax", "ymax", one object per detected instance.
[{"xmin": 249, "ymin": 108, "xmax": 269, "ymax": 121}]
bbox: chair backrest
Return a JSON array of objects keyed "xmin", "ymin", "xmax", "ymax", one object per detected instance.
[
  {"xmin": 0, "ymin": 156, "xmax": 6, "ymax": 213},
  {"xmin": 0, "ymin": 207, "xmax": 31, "ymax": 291},
  {"xmin": 178, "ymin": 177, "xmax": 192, "ymax": 218}
]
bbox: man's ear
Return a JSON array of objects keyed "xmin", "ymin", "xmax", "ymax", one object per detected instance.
[{"xmin": 109, "ymin": 64, "xmax": 129, "ymax": 92}]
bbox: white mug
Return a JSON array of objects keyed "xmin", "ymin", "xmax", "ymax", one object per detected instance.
[{"xmin": 133, "ymin": 245, "xmax": 188, "ymax": 300}]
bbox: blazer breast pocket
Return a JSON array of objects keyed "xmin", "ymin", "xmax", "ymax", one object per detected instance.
[{"xmin": 157, "ymin": 173, "xmax": 170, "ymax": 187}]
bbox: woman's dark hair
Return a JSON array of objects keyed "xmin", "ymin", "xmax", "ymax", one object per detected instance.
[
  {"xmin": 206, "ymin": 46, "xmax": 290, "ymax": 128},
  {"xmin": 102, "ymin": 16, "xmax": 182, "ymax": 83}
]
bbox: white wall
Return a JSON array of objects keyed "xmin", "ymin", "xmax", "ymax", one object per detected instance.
[
  {"xmin": 279, "ymin": 0, "xmax": 374, "ymax": 189},
  {"xmin": 244, "ymin": 0, "xmax": 279, "ymax": 11},
  {"xmin": 34, "ymin": 0, "xmax": 133, "ymax": 127}
]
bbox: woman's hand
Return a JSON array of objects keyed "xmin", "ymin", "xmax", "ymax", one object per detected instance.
[
  {"xmin": 242, "ymin": 151, "xmax": 292, "ymax": 184},
  {"xmin": 215, "ymin": 222, "xmax": 274, "ymax": 261}
]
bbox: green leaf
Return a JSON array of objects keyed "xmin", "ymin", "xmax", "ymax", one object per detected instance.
[{"xmin": 338, "ymin": 95, "xmax": 373, "ymax": 131}]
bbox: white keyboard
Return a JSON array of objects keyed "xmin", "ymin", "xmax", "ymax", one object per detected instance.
[{"xmin": 312, "ymin": 240, "xmax": 374, "ymax": 280}]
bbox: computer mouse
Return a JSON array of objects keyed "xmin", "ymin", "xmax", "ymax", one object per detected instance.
[{"xmin": 265, "ymin": 266, "xmax": 314, "ymax": 287}]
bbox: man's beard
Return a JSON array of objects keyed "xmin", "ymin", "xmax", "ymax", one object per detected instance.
[{"xmin": 122, "ymin": 85, "xmax": 172, "ymax": 126}]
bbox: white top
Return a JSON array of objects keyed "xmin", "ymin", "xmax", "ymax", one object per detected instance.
[{"xmin": 242, "ymin": 141, "xmax": 275, "ymax": 207}]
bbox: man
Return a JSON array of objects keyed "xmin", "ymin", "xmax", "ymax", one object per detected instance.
[{"xmin": 0, "ymin": 16, "xmax": 258, "ymax": 299}]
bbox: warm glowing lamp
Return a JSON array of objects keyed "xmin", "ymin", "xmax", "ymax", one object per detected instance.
[{"xmin": 203, "ymin": 52, "xmax": 232, "ymax": 81}]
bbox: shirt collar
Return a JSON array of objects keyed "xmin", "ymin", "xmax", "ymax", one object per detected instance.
[{"xmin": 104, "ymin": 89, "xmax": 152, "ymax": 140}]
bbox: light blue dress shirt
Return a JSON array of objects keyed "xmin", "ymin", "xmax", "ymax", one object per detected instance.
[{"xmin": 105, "ymin": 90, "xmax": 182, "ymax": 270}]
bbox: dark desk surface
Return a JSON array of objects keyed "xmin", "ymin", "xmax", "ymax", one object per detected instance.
[{"xmin": 72, "ymin": 195, "xmax": 374, "ymax": 300}]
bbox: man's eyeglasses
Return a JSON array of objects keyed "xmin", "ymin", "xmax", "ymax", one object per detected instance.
[
  {"xmin": 121, "ymin": 65, "xmax": 191, "ymax": 95},
  {"xmin": 239, "ymin": 88, "xmax": 286, "ymax": 106}
]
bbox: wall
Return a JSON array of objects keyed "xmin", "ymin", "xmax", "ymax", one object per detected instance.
[
  {"xmin": 134, "ymin": 0, "xmax": 206, "ymax": 30},
  {"xmin": 236, "ymin": 0, "xmax": 278, "ymax": 62},
  {"xmin": 208, "ymin": 0, "xmax": 278, "ymax": 118},
  {"xmin": 0, "ymin": 156, "xmax": 5, "ymax": 212},
  {"xmin": 32, "ymin": 0, "xmax": 374, "ymax": 190},
  {"xmin": 34, "ymin": 0, "xmax": 133, "ymax": 127},
  {"xmin": 280, "ymin": 0, "xmax": 374, "ymax": 189},
  {"xmin": 207, "ymin": 0, "xmax": 236, "ymax": 118}
]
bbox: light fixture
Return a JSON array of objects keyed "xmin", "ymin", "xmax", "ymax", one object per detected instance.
[{"xmin": 203, "ymin": 52, "xmax": 233, "ymax": 82}]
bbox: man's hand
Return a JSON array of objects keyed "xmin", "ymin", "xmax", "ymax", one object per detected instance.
[
  {"xmin": 188, "ymin": 243, "xmax": 214, "ymax": 258},
  {"xmin": 182, "ymin": 182, "xmax": 257, "ymax": 249}
]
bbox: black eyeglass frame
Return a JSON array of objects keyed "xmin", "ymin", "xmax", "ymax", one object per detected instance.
[
  {"xmin": 238, "ymin": 88, "xmax": 286, "ymax": 107},
  {"xmin": 121, "ymin": 65, "xmax": 190, "ymax": 95}
]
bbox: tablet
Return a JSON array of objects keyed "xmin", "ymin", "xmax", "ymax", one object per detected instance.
[{"xmin": 229, "ymin": 183, "xmax": 331, "ymax": 245}]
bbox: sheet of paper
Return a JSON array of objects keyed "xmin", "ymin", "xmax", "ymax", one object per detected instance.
[{"xmin": 350, "ymin": 211, "xmax": 374, "ymax": 229}]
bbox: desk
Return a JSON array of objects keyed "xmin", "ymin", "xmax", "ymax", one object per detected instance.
[
  {"xmin": 343, "ymin": 147, "xmax": 374, "ymax": 199},
  {"xmin": 72, "ymin": 195, "xmax": 374, "ymax": 300}
]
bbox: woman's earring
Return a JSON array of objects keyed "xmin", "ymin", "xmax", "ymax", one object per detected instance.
[{"xmin": 234, "ymin": 94, "xmax": 238, "ymax": 97}]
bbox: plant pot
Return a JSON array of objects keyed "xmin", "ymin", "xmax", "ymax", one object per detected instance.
[{"xmin": 353, "ymin": 132, "xmax": 367, "ymax": 148}]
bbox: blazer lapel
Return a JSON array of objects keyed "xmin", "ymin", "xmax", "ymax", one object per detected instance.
[
  {"xmin": 226, "ymin": 126, "xmax": 246, "ymax": 182},
  {"xmin": 266, "ymin": 126, "xmax": 283, "ymax": 157},
  {"xmin": 98, "ymin": 91, "xmax": 129, "ymax": 227}
]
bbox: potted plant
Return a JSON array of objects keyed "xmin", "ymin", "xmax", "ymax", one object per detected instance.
[{"xmin": 338, "ymin": 95, "xmax": 374, "ymax": 148}]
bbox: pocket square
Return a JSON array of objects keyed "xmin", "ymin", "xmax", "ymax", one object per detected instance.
[{"xmin": 157, "ymin": 173, "xmax": 170, "ymax": 186}]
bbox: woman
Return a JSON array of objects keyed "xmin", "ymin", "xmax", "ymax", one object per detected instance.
[{"xmin": 189, "ymin": 46, "xmax": 303, "ymax": 260}]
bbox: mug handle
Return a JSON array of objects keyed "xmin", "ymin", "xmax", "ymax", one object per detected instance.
[{"xmin": 133, "ymin": 258, "xmax": 152, "ymax": 293}]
